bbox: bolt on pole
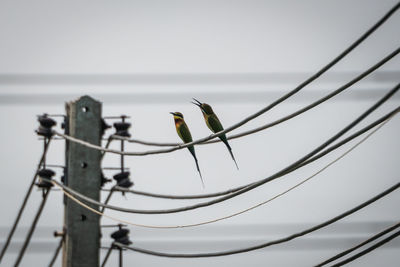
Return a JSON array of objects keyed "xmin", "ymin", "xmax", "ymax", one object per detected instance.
[{"xmin": 63, "ymin": 96, "xmax": 102, "ymax": 267}]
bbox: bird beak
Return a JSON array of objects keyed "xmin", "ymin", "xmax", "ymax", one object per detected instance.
[
  {"xmin": 170, "ymin": 112, "xmax": 176, "ymax": 116},
  {"xmin": 191, "ymin": 98, "xmax": 202, "ymax": 107}
]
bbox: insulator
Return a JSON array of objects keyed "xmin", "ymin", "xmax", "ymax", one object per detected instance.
[
  {"xmin": 111, "ymin": 228, "xmax": 132, "ymax": 245},
  {"xmin": 37, "ymin": 168, "xmax": 55, "ymax": 188},
  {"xmin": 113, "ymin": 172, "xmax": 134, "ymax": 188},
  {"xmin": 113, "ymin": 121, "xmax": 131, "ymax": 137},
  {"xmin": 36, "ymin": 114, "xmax": 57, "ymax": 137}
]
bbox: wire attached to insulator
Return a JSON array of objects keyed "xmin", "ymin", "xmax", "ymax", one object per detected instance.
[
  {"xmin": 0, "ymin": 114, "xmax": 55, "ymax": 263},
  {"xmin": 111, "ymin": 181, "xmax": 400, "ymax": 258}
]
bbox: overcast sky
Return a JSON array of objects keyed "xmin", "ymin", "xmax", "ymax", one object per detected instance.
[{"xmin": 0, "ymin": 0, "xmax": 399, "ymax": 266}]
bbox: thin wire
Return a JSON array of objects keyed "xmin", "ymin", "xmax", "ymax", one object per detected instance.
[
  {"xmin": 14, "ymin": 188, "xmax": 52, "ymax": 266},
  {"xmin": 104, "ymin": 116, "xmax": 131, "ymax": 119},
  {"xmin": 54, "ymin": 45, "xmax": 400, "ymax": 156},
  {"xmin": 102, "ymin": 224, "xmax": 127, "ymax": 228},
  {"xmin": 103, "ymin": 167, "xmax": 130, "ymax": 171},
  {"xmin": 112, "ymin": 185, "xmax": 248, "ymax": 199},
  {"xmin": 47, "ymin": 106, "xmax": 400, "ymax": 216},
  {"xmin": 113, "ymin": 69, "xmax": 400, "ymax": 201},
  {"xmin": 101, "ymin": 136, "xmax": 112, "ymax": 160},
  {"xmin": 46, "ymin": 85, "xmax": 400, "ymax": 214},
  {"xmin": 179, "ymin": 85, "xmax": 398, "ymax": 217},
  {"xmin": 52, "ymin": 5, "xmax": 400, "ymax": 156},
  {"xmin": 46, "ymin": 106, "xmax": 400, "ymax": 218},
  {"xmin": 43, "ymin": 164, "xmax": 128, "ymax": 171},
  {"xmin": 329, "ymin": 229, "xmax": 400, "ymax": 267},
  {"xmin": 48, "ymin": 238, "xmax": 63, "ymax": 267},
  {"xmin": 0, "ymin": 138, "xmax": 52, "ymax": 263},
  {"xmin": 112, "ymin": 46, "xmax": 400, "ymax": 148},
  {"xmin": 50, "ymin": 113, "xmax": 395, "ymax": 229},
  {"xmin": 100, "ymin": 189, "xmax": 115, "ymax": 213},
  {"xmin": 314, "ymin": 221, "xmax": 400, "ymax": 267},
  {"xmin": 86, "ymin": 44, "xmax": 400, "ymax": 155},
  {"xmin": 108, "ymin": 0, "xmax": 400, "ymax": 149},
  {"xmin": 101, "ymin": 245, "xmax": 114, "ymax": 267},
  {"xmin": 112, "ymin": 181, "xmax": 400, "ymax": 257},
  {"xmin": 119, "ymin": 248, "xmax": 123, "ymax": 267}
]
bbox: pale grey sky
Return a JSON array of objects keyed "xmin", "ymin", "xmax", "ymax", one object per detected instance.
[{"xmin": 0, "ymin": 0, "xmax": 399, "ymax": 266}]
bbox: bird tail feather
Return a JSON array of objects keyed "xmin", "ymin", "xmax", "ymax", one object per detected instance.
[
  {"xmin": 221, "ymin": 138, "xmax": 239, "ymax": 170},
  {"xmin": 189, "ymin": 147, "xmax": 205, "ymax": 188}
]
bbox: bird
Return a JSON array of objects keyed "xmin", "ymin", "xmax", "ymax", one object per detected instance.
[
  {"xmin": 191, "ymin": 98, "xmax": 239, "ymax": 169},
  {"xmin": 170, "ymin": 112, "xmax": 204, "ymax": 187}
]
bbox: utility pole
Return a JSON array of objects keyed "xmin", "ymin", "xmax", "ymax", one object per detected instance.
[{"xmin": 63, "ymin": 96, "xmax": 102, "ymax": 267}]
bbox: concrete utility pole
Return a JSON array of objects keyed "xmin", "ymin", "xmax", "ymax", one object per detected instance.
[{"xmin": 63, "ymin": 96, "xmax": 102, "ymax": 267}]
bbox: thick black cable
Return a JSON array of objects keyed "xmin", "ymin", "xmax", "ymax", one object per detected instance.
[
  {"xmin": 116, "ymin": 47, "xmax": 400, "ymax": 149},
  {"xmin": 297, "ymin": 108, "xmax": 400, "ymax": 169},
  {"xmin": 108, "ymin": 46, "xmax": 400, "ymax": 200},
  {"xmin": 0, "ymin": 138, "xmax": 52, "ymax": 263},
  {"xmin": 116, "ymin": 104, "xmax": 399, "ymax": 201},
  {"xmin": 49, "ymin": 105, "xmax": 400, "ymax": 216},
  {"xmin": 50, "ymin": 83, "xmax": 400, "ymax": 214},
  {"xmin": 101, "ymin": 136, "xmax": 112, "ymax": 160},
  {"xmin": 113, "ymin": 181, "xmax": 400, "ymax": 257},
  {"xmin": 48, "ymin": 238, "xmax": 63, "ymax": 267},
  {"xmin": 112, "ymin": 185, "xmax": 247, "ymax": 199},
  {"xmin": 142, "ymin": 83, "xmax": 400, "ymax": 214},
  {"xmin": 14, "ymin": 188, "xmax": 51, "ymax": 267},
  {"xmin": 100, "ymin": 189, "xmax": 115, "ymax": 213},
  {"xmin": 219, "ymin": 47, "xmax": 400, "ymax": 143},
  {"xmin": 315, "ymin": 221, "xmax": 400, "ymax": 266},
  {"xmin": 119, "ymin": 248, "xmax": 123, "ymax": 267},
  {"xmin": 57, "ymin": 1, "xmax": 400, "ymax": 156},
  {"xmin": 49, "ymin": 105, "xmax": 400, "ymax": 215},
  {"xmin": 109, "ymin": 1, "xmax": 400, "ymax": 151},
  {"xmin": 101, "ymin": 245, "xmax": 114, "ymax": 267},
  {"xmin": 53, "ymin": 45, "xmax": 400, "ymax": 205},
  {"xmin": 330, "ymin": 229, "xmax": 400, "ymax": 267}
]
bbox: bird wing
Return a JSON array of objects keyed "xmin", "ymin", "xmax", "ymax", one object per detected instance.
[
  {"xmin": 207, "ymin": 114, "xmax": 224, "ymax": 133},
  {"xmin": 177, "ymin": 122, "xmax": 193, "ymax": 143}
]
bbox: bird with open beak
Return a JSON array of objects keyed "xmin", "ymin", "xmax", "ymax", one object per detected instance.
[{"xmin": 191, "ymin": 98, "xmax": 239, "ymax": 169}]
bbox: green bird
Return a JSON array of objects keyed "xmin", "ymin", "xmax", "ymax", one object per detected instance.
[
  {"xmin": 170, "ymin": 112, "xmax": 204, "ymax": 187},
  {"xmin": 191, "ymin": 98, "xmax": 239, "ymax": 169}
]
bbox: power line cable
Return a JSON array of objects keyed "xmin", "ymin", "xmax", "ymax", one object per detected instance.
[
  {"xmin": 112, "ymin": 181, "xmax": 400, "ymax": 257},
  {"xmin": 101, "ymin": 245, "xmax": 114, "ymax": 267},
  {"xmin": 55, "ymin": 41, "xmax": 399, "ymax": 157},
  {"xmin": 296, "ymin": 109, "xmax": 399, "ymax": 169},
  {"xmin": 112, "ymin": 185, "xmax": 248, "ymax": 199},
  {"xmin": 48, "ymin": 105, "xmax": 400, "ymax": 215},
  {"xmin": 314, "ymin": 221, "xmax": 400, "ymax": 267},
  {"xmin": 68, "ymin": 46, "xmax": 400, "ymax": 156},
  {"xmin": 48, "ymin": 84, "xmax": 400, "ymax": 214},
  {"xmin": 120, "ymin": 105, "xmax": 400, "ymax": 202},
  {"xmin": 14, "ymin": 188, "xmax": 52, "ymax": 267},
  {"xmin": 96, "ymin": 47, "xmax": 400, "ymax": 200},
  {"xmin": 50, "ymin": 112, "xmax": 396, "ymax": 229},
  {"xmin": 54, "ymin": 44, "xmax": 400, "ymax": 157},
  {"xmin": 329, "ymin": 228, "xmax": 400, "ymax": 267},
  {"xmin": 100, "ymin": 188, "xmax": 115, "ymax": 213},
  {"xmin": 49, "ymin": 106, "xmax": 400, "ymax": 218},
  {"xmin": 48, "ymin": 238, "xmax": 63, "ymax": 267},
  {"xmin": 112, "ymin": 100, "xmax": 399, "ymax": 202},
  {"xmin": 101, "ymin": 137, "xmax": 112, "ymax": 160},
  {"xmin": 113, "ymin": 0, "xmax": 399, "ymax": 148},
  {"xmin": 112, "ymin": 46, "xmax": 400, "ymax": 148},
  {"xmin": 0, "ymin": 138, "xmax": 52, "ymax": 263},
  {"xmin": 53, "ymin": 0, "xmax": 400, "ymax": 156}
]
